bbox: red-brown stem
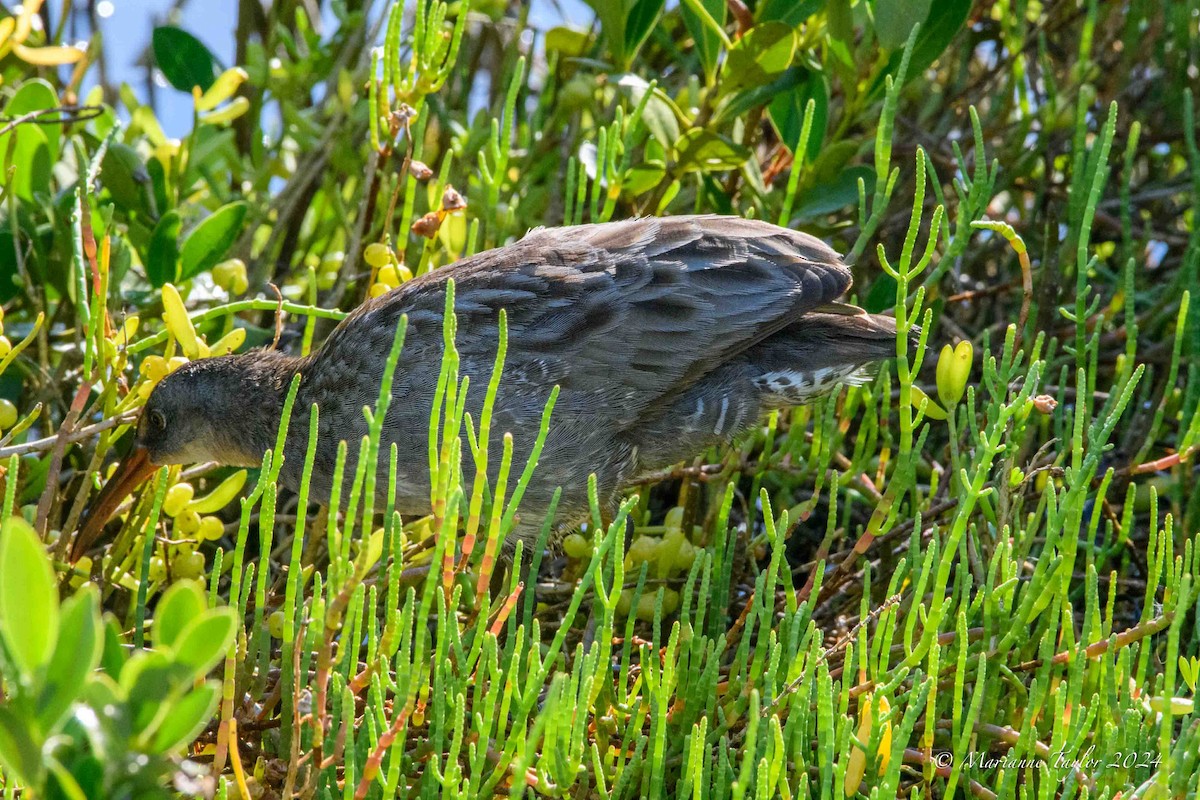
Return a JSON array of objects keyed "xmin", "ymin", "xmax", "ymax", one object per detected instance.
[
  {"xmin": 1012, "ymin": 612, "xmax": 1173, "ymax": 672},
  {"xmin": 488, "ymin": 582, "xmax": 523, "ymax": 637},
  {"xmin": 1126, "ymin": 446, "xmax": 1194, "ymax": 476},
  {"xmin": 1015, "ymin": 248, "xmax": 1033, "ymax": 352},
  {"xmin": 441, "ymin": 536, "xmax": 456, "ymax": 608},
  {"xmin": 354, "ymin": 705, "xmax": 412, "ymax": 799},
  {"xmin": 476, "ymin": 528, "xmax": 501, "ymax": 597},
  {"xmin": 282, "ymin": 621, "xmax": 307, "ymax": 799},
  {"xmin": 36, "ymin": 383, "xmax": 91, "ymax": 535}
]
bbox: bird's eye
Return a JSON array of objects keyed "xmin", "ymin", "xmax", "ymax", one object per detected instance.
[{"xmin": 150, "ymin": 409, "xmax": 167, "ymax": 431}]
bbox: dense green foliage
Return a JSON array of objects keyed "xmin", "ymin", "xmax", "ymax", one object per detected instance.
[{"xmin": 1, "ymin": 0, "xmax": 1199, "ymax": 797}]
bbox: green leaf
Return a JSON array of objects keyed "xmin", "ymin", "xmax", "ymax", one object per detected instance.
[
  {"xmin": 827, "ymin": 0, "xmax": 854, "ymax": 42},
  {"xmin": 100, "ymin": 143, "xmax": 152, "ymax": 214},
  {"xmin": 173, "ymin": 607, "xmax": 237, "ymax": 677},
  {"xmin": 865, "ymin": 271, "xmax": 899, "ymax": 314},
  {"xmin": 674, "ymin": 129, "xmax": 751, "ymax": 173},
  {"xmin": 3, "ymin": 80, "xmax": 61, "ymax": 158},
  {"xmin": 0, "ymin": 516, "xmax": 59, "ymax": 680},
  {"xmin": 617, "ymin": 75, "xmax": 682, "ymax": 150},
  {"xmin": 622, "ymin": 164, "xmax": 666, "ymax": 195},
  {"xmin": 545, "ymin": 26, "xmax": 591, "ymax": 57},
  {"xmin": 99, "ymin": 615, "xmax": 127, "ymax": 678},
  {"xmin": 146, "ymin": 210, "xmax": 183, "ymax": 287},
  {"xmin": 871, "ymin": 0, "xmax": 971, "ymax": 95},
  {"xmin": 809, "ymin": 139, "xmax": 859, "ymax": 184},
  {"xmin": 680, "ymin": 0, "xmax": 724, "ymax": 81},
  {"xmin": 624, "ymin": 0, "xmax": 665, "ymax": 58},
  {"xmin": 723, "ymin": 22, "xmax": 797, "ymax": 93},
  {"xmin": 757, "ymin": 0, "xmax": 822, "ymax": 26},
  {"xmin": 179, "ymin": 201, "xmax": 247, "ymax": 281},
  {"xmin": 768, "ymin": 69, "xmax": 830, "ymax": 162},
  {"xmin": 585, "ymin": 0, "xmax": 628, "ymax": 68},
  {"xmin": 152, "ymin": 26, "xmax": 219, "ymax": 93},
  {"xmin": 5, "ymin": 125, "xmax": 51, "ymax": 202},
  {"xmin": 874, "ymin": 0, "xmax": 933, "ymax": 51},
  {"xmin": 121, "ymin": 651, "xmax": 191, "ymax": 734},
  {"xmin": 36, "ymin": 585, "xmax": 102, "ymax": 733},
  {"xmin": 0, "ymin": 705, "xmax": 42, "ymax": 789},
  {"xmin": 153, "ymin": 579, "xmax": 206, "ymax": 650},
  {"xmin": 790, "ymin": 165, "xmax": 876, "ymax": 221},
  {"xmin": 149, "ymin": 682, "xmax": 220, "ymax": 754},
  {"xmin": 0, "ymin": 81, "xmax": 60, "ymax": 200},
  {"xmin": 715, "ymin": 65, "xmax": 807, "ymax": 125}
]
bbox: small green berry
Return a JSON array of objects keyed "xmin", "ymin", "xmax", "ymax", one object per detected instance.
[
  {"xmin": 163, "ymin": 482, "xmax": 195, "ymax": 517},
  {"xmin": 562, "ymin": 533, "xmax": 591, "ymax": 559},
  {"xmin": 0, "ymin": 398, "xmax": 17, "ymax": 430},
  {"xmin": 173, "ymin": 550, "xmax": 205, "ymax": 579},
  {"xmin": 364, "ymin": 242, "xmax": 392, "ymax": 268}
]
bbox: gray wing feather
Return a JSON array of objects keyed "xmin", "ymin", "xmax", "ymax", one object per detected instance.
[{"xmin": 313, "ymin": 215, "xmax": 851, "ymax": 428}]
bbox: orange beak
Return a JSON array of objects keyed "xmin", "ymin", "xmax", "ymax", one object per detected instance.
[{"xmin": 72, "ymin": 445, "xmax": 158, "ymax": 563}]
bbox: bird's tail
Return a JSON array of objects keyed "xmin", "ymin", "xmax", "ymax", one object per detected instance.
[{"xmin": 746, "ymin": 309, "xmax": 908, "ymax": 406}]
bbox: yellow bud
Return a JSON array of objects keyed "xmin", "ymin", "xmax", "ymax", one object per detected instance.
[
  {"xmin": 187, "ymin": 469, "xmax": 248, "ymax": 514},
  {"xmin": 0, "ymin": 335, "xmax": 11, "ymax": 359},
  {"xmin": 562, "ymin": 533, "xmax": 591, "ymax": 559},
  {"xmin": 634, "ymin": 589, "xmax": 679, "ymax": 621},
  {"xmin": 663, "ymin": 506, "xmax": 685, "ymax": 533},
  {"xmin": 148, "ymin": 555, "xmax": 167, "ymax": 582},
  {"xmin": 195, "ymin": 67, "xmax": 249, "ymax": 112},
  {"xmin": 173, "ymin": 550, "xmax": 206, "ymax": 580},
  {"xmin": 909, "ymin": 386, "xmax": 948, "ymax": 421},
  {"xmin": 209, "ymin": 327, "xmax": 246, "ymax": 356},
  {"xmin": 154, "ymin": 140, "xmax": 180, "ymax": 161},
  {"xmin": 845, "ymin": 694, "xmax": 892, "ymax": 795},
  {"xmin": 140, "ymin": 355, "xmax": 169, "ymax": 381},
  {"xmin": 368, "ymin": 282, "xmax": 390, "ymax": 298},
  {"xmin": 115, "ymin": 315, "xmax": 139, "ymax": 346},
  {"xmin": 624, "ymin": 535, "xmax": 660, "ymax": 571},
  {"xmin": 14, "ymin": 43, "xmax": 86, "ymax": 66},
  {"xmin": 198, "ymin": 516, "xmax": 225, "ymax": 541},
  {"xmin": 167, "ymin": 356, "xmax": 189, "ymax": 373},
  {"xmin": 657, "ymin": 530, "xmax": 687, "ymax": 578},
  {"xmin": 163, "ymin": 482, "xmax": 195, "ymax": 517},
  {"xmin": 439, "ymin": 209, "xmax": 468, "ymax": 255},
  {"xmin": 935, "ymin": 340, "xmax": 973, "ymax": 408},
  {"xmin": 377, "ymin": 264, "xmax": 402, "ymax": 288},
  {"xmin": 268, "ymin": 610, "xmax": 286, "ymax": 639},
  {"xmin": 0, "ymin": 399, "xmax": 17, "ymax": 430},
  {"xmin": 320, "ymin": 252, "xmax": 344, "ymax": 273},
  {"xmin": 162, "ymin": 283, "xmax": 202, "ymax": 359},
  {"xmin": 212, "ymin": 258, "xmax": 248, "ymax": 295},
  {"xmin": 364, "ymin": 242, "xmax": 392, "ymax": 269},
  {"xmin": 175, "ymin": 509, "xmax": 201, "ymax": 535},
  {"xmin": 199, "ymin": 96, "xmax": 251, "ymax": 126},
  {"xmin": 1149, "ymin": 696, "xmax": 1194, "ymax": 715}
]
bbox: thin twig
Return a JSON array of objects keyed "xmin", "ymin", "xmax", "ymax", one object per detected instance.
[
  {"xmin": 0, "ymin": 410, "xmax": 138, "ymax": 459},
  {"xmin": 0, "ymin": 104, "xmax": 103, "ymax": 137}
]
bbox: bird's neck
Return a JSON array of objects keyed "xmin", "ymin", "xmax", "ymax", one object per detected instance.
[{"xmin": 216, "ymin": 349, "xmax": 310, "ymax": 467}]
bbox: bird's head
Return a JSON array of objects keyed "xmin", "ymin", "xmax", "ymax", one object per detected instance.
[
  {"xmin": 138, "ymin": 356, "xmax": 289, "ymax": 467},
  {"xmin": 72, "ymin": 350, "xmax": 302, "ymax": 562}
]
